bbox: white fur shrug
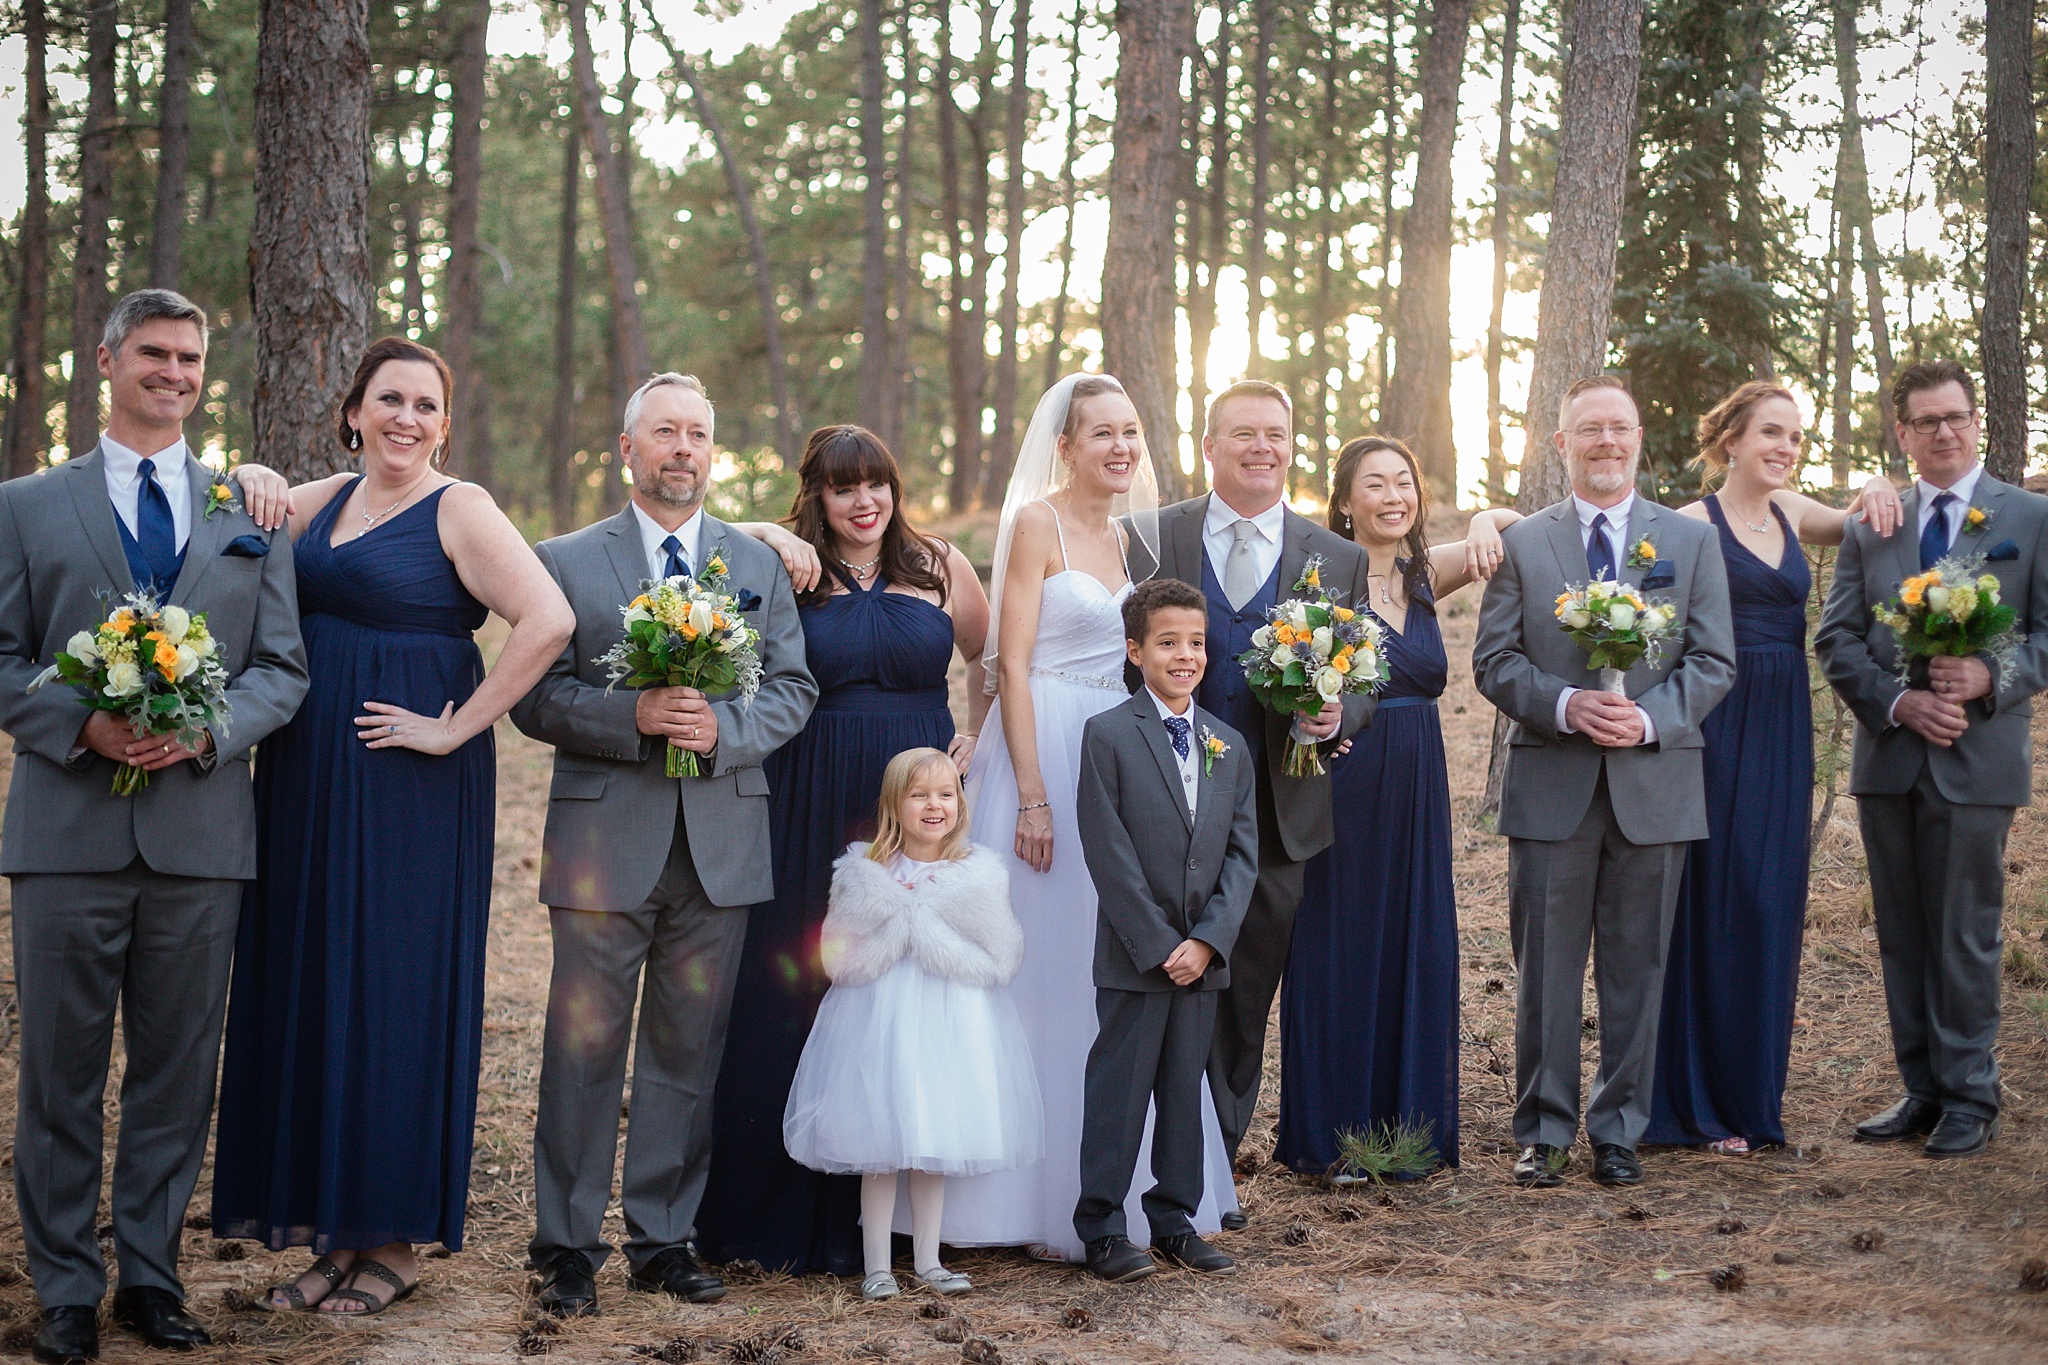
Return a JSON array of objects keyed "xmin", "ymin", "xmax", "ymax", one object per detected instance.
[{"xmin": 821, "ymin": 844, "xmax": 1023, "ymax": 988}]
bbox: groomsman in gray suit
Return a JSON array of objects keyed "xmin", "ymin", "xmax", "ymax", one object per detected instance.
[
  {"xmin": 512, "ymin": 373, "xmax": 816, "ymax": 1316},
  {"xmin": 1474, "ymin": 376, "xmax": 1735, "ymax": 1190},
  {"xmin": 0, "ymin": 290, "xmax": 308, "ymax": 1363},
  {"xmin": 1816, "ymin": 359, "xmax": 2048, "ymax": 1160}
]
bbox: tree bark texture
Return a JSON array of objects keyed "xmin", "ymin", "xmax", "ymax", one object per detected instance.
[
  {"xmin": 1043, "ymin": 0, "xmax": 1089, "ymax": 392},
  {"xmin": 1832, "ymin": 0, "xmax": 1903, "ymax": 477},
  {"xmin": 150, "ymin": 0, "xmax": 195, "ymax": 291},
  {"xmin": 550, "ymin": 123, "xmax": 581, "ymax": 534},
  {"xmin": 67, "ymin": 0, "xmax": 120, "ymax": 458},
  {"xmin": 982, "ymin": 0, "xmax": 1034, "ymax": 505},
  {"xmin": 5, "ymin": 0, "xmax": 51, "ymax": 478},
  {"xmin": 442, "ymin": 0, "xmax": 492, "ymax": 484},
  {"xmin": 1513, "ymin": 0, "xmax": 1643, "ymax": 512},
  {"xmin": 1242, "ymin": 0, "xmax": 1275, "ymax": 379},
  {"xmin": 1485, "ymin": 0, "xmax": 1521, "ymax": 506},
  {"xmin": 567, "ymin": 0, "xmax": 651, "ymax": 407},
  {"xmin": 857, "ymin": 0, "xmax": 891, "ymax": 431},
  {"xmin": 1831, "ymin": 200, "xmax": 1856, "ymax": 489},
  {"xmin": 1981, "ymin": 0, "xmax": 2034, "ymax": 482},
  {"xmin": 886, "ymin": 0, "xmax": 917, "ymax": 453},
  {"xmin": 936, "ymin": 7, "xmax": 988, "ymax": 512},
  {"xmin": 251, "ymin": 0, "xmax": 373, "ymax": 482},
  {"xmin": 1381, "ymin": 0, "xmax": 1476, "ymax": 502},
  {"xmin": 1375, "ymin": 0, "xmax": 1399, "ymax": 407}
]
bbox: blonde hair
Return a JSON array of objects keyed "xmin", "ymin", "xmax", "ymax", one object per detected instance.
[{"xmin": 866, "ymin": 748, "xmax": 972, "ymax": 865}]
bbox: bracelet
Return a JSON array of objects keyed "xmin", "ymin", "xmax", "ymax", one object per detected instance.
[
  {"xmin": 1018, "ymin": 801, "xmax": 1050, "ymax": 812},
  {"xmin": 957, "ymin": 731, "xmax": 978, "ymax": 739}
]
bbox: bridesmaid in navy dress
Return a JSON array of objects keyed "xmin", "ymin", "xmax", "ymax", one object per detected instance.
[
  {"xmin": 1276, "ymin": 437, "xmax": 1521, "ymax": 1176},
  {"xmin": 211, "ymin": 339, "xmax": 574, "ymax": 1313},
  {"xmin": 695, "ymin": 426, "xmax": 989, "ymax": 1275},
  {"xmin": 1650, "ymin": 384, "xmax": 1901, "ymax": 1152}
]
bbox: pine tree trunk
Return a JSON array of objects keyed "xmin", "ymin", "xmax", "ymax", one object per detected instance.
[
  {"xmin": 150, "ymin": 0, "xmax": 194, "ymax": 290},
  {"xmin": 1375, "ymin": 0, "xmax": 1399, "ymax": 409},
  {"xmin": 67, "ymin": 0, "xmax": 120, "ymax": 457},
  {"xmin": 567, "ymin": 0, "xmax": 651, "ymax": 399},
  {"xmin": 1183, "ymin": 8, "xmax": 1222, "ymax": 471},
  {"xmin": 442, "ymin": 0, "xmax": 491, "ymax": 485},
  {"xmin": 1381, "ymin": 0, "xmax": 1476, "ymax": 503},
  {"xmin": 1831, "ymin": 202, "xmax": 1856, "ymax": 489},
  {"xmin": 1101, "ymin": 0, "xmax": 1187, "ymax": 495},
  {"xmin": 1982, "ymin": 0, "xmax": 2035, "ymax": 483},
  {"xmin": 1043, "ymin": 0, "xmax": 1089, "ymax": 391},
  {"xmin": 886, "ymin": 0, "xmax": 916, "ymax": 453},
  {"xmin": 1482, "ymin": 0, "xmax": 1643, "ymax": 824},
  {"xmin": 251, "ymin": 0, "xmax": 373, "ymax": 482},
  {"xmin": 1484, "ymin": 0, "xmax": 1521, "ymax": 507},
  {"xmin": 936, "ymin": 9, "xmax": 987, "ymax": 513},
  {"xmin": 4, "ymin": 0, "xmax": 51, "ymax": 479},
  {"xmin": 550, "ymin": 123, "xmax": 581, "ymax": 534},
  {"xmin": 982, "ymin": 0, "xmax": 1033, "ymax": 504},
  {"xmin": 857, "ymin": 0, "xmax": 891, "ymax": 431},
  {"xmin": 1831, "ymin": 0, "xmax": 1903, "ymax": 477},
  {"xmin": 1242, "ymin": 0, "xmax": 1275, "ymax": 378}
]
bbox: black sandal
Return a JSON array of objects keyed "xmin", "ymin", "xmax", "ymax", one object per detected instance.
[
  {"xmin": 320, "ymin": 1257, "xmax": 417, "ymax": 1316},
  {"xmin": 266, "ymin": 1256, "xmax": 346, "ymax": 1312}
]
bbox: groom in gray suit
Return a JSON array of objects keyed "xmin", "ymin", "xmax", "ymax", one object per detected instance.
[
  {"xmin": 1816, "ymin": 359, "xmax": 2048, "ymax": 1160},
  {"xmin": 1474, "ymin": 376, "xmax": 1734, "ymax": 1189},
  {"xmin": 512, "ymin": 373, "xmax": 816, "ymax": 1316},
  {"xmin": 0, "ymin": 290, "xmax": 308, "ymax": 1362}
]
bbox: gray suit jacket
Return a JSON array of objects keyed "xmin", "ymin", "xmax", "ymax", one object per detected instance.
[
  {"xmin": 510, "ymin": 506, "xmax": 817, "ymax": 911},
  {"xmin": 1075, "ymin": 692, "xmax": 1258, "ymax": 992},
  {"xmin": 1473, "ymin": 496, "xmax": 1736, "ymax": 845},
  {"xmin": 1815, "ymin": 472, "xmax": 2048, "ymax": 807},
  {"xmin": 1134, "ymin": 496, "xmax": 1373, "ymax": 863},
  {"xmin": 0, "ymin": 447, "xmax": 309, "ymax": 877}
]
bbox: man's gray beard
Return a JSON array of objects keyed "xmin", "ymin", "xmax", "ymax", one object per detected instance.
[
  {"xmin": 1573, "ymin": 460, "xmax": 1635, "ymax": 496},
  {"xmin": 636, "ymin": 471, "xmax": 705, "ymax": 512}
]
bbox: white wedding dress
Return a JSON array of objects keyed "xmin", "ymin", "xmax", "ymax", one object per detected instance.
[{"xmin": 924, "ymin": 511, "xmax": 1239, "ymax": 1260}]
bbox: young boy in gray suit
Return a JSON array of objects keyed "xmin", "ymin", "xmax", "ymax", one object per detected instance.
[{"xmin": 1072, "ymin": 578, "xmax": 1258, "ymax": 1283}]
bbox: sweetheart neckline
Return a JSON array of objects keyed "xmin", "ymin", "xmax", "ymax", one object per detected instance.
[{"xmin": 1044, "ymin": 568, "xmax": 1133, "ymax": 599}]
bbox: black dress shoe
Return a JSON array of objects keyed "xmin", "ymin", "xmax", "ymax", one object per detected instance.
[
  {"xmin": 1219, "ymin": 1210, "xmax": 1249, "ymax": 1232},
  {"xmin": 1854, "ymin": 1096, "xmax": 1941, "ymax": 1143},
  {"xmin": 1590, "ymin": 1144, "xmax": 1643, "ymax": 1186},
  {"xmin": 110, "ymin": 1286, "xmax": 209, "ymax": 1351},
  {"xmin": 32, "ymin": 1306, "xmax": 98, "ymax": 1364},
  {"xmin": 1152, "ymin": 1233, "xmax": 1236, "ymax": 1274},
  {"xmin": 1512, "ymin": 1143, "xmax": 1569, "ymax": 1188},
  {"xmin": 533, "ymin": 1248, "xmax": 599, "ymax": 1318},
  {"xmin": 1923, "ymin": 1111, "xmax": 1996, "ymax": 1159},
  {"xmin": 627, "ymin": 1245, "xmax": 726, "ymax": 1304},
  {"xmin": 1083, "ymin": 1235, "xmax": 1157, "ymax": 1283}
]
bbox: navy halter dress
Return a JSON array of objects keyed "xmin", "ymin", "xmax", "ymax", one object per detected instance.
[{"xmin": 213, "ymin": 480, "xmax": 493, "ymax": 1251}]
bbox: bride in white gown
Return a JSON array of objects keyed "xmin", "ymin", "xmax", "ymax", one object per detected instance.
[{"xmin": 927, "ymin": 374, "xmax": 1238, "ymax": 1262}]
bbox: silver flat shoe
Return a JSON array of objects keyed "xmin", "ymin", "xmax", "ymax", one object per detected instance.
[
  {"xmin": 914, "ymin": 1265, "xmax": 972, "ymax": 1295},
  {"xmin": 860, "ymin": 1270, "xmax": 900, "ymax": 1300}
]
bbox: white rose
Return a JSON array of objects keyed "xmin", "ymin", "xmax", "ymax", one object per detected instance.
[
  {"xmin": 106, "ymin": 661, "xmax": 144, "ymax": 698},
  {"xmin": 160, "ymin": 605, "xmax": 191, "ymax": 640},
  {"xmin": 192, "ymin": 632, "xmax": 218, "ymax": 659},
  {"xmin": 1924, "ymin": 585, "xmax": 1950, "ymax": 614},
  {"xmin": 624, "ymin": 603, "xmax": 654, "ymax": 627},
  {"xmin": 1270, "ymin": 644, "xmax": 1294, "ymax": 668},
  {"xmin": 1287, "ymin": 601, "xmax": 1311, "ymax": 630},
  {"xmin": 1645, "ymin": 605, "xmax": 1674, "ymax": 630},
  {"xmin": 67, "ymin": 630, "xmax": 99, "ymax": 663},
  {"xmin": 1251, "ymin": 625, "xmax": 1275, "ymax": 650},
  {"xmin": 172, "ymin": 644, "xmax": 202, "ymax": 681},
  {"xmin": 1314, "ymin": 665, "xmax": 1345, "ymax": 701},
  {"xmin": 1563, "ymin": 609, "xmax": 1593, "ymax": 630},
  {"xmin": 688, "ymin": 599, "xmax": 716, "ymax": 635},
  {"xmin": 1609, "ymin": 603, "xmax": 1638, "ymax": 630}
]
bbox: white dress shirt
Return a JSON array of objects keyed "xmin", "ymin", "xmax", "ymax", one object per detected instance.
[
  {"xmin": 1147, "ymin": 686, "xmax": 1200, "ymax": 817},
  {"xmin": 633, "ymin": 500, "xmax": 705, "ymax": 583},
  {"xmin": 1554, "ymin": 491, "xmax": 1657, "ymax": 745},
  {"xmin": 1885, "ymin": 462, "xmax": 1986, "ymax": 727},
  {"xmin": 1202, "ymin": 496, "xmax": 1286, "ymax": 594},
  {"xmin": 100, "ymin": 433, "xmax": 193, "ymax": 554}
]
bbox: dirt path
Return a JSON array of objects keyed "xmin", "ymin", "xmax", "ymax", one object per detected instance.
[{"xmin": 1, "ymin": 585, "xmax": 2045, "ymax": 1363}]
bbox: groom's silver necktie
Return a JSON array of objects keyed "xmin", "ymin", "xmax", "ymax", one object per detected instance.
[{"xmin": 1224, "ymin": 518, "xmax": 1260, "ymax": 611}]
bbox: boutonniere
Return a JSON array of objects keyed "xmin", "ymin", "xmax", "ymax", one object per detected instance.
[
  {"xmin": 1293, "ymin": 554, "xmax": 1325, "ymax": 594},
  {"xmin": 1199, "ymin": 724, "xmax": 1228, "ymax": 776},
  {"xmin": 204, "ymin": 477, "xmax": 236, "ymax": 520},
  {"xmin": 1964, "ymin": 506, "xmax": 1992, "ymax": 535},
  {"xmin": 703, "ymin": 545, "xmax": 730, "ymax": 579},
  {"xmin": 1627, "ymin": 537, "xmax": 1658, "ymax": 570}
]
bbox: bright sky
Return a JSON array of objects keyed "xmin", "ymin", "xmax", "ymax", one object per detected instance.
[{"xmin": 0, "ymin": 1, "xmax": 1988, "ymax": 504}]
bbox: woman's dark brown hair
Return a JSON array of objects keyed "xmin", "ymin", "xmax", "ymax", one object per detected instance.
[
  {"xmin": 1327, "ymin": 435, "xmax": 1434, "ymax": 613},
  {"xmin": 336, "ymin": 336, "xmax": 455, "ymax": 462},
  {"xmin": 784, "ymin": 425, "xmax": 948, "ymax": 606}
]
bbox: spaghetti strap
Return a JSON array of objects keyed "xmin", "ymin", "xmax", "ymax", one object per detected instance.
[{"xmin": 1041, "ymin": 498, "xmax": 1071, "ymax": 571}]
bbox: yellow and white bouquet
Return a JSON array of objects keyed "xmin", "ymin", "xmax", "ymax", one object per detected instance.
[
  {"xmin": 1238, "ymin": 555, "xmax": 1388, "ymax": 778},
  {"xmin": 1554, "ymin": 577, "xmax": 1681, "ymax": 694},
  {"xmin": 28, "ymin": 589, "xmax": 231, "ymax": 794},
  {"xmin": 1873, "ymin": 552, "xmax": 2020, "ymax": 682},
  {"xmin": 596, "ymin": 548, "xmax": 763, "ymax": 779}
]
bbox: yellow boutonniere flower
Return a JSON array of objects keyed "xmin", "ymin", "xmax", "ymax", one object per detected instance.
[
  {"xmin": 204, "ymin": 479, "xmax": 236, "ymax": 520},
  {"xmin": 1199, "ymin": 724, "xmax": 1229, "ymax": 776},
  {"xmin": 1627, "ymin": 537, "xmax": 1659, "ymax": 570},
  {"xmin": 1965, "ymin": 506, "xmax": 1991, "ymax": 534}
]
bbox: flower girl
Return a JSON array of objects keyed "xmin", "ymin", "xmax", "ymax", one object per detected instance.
[{"xmin": 782, "ymin": 749, "xmax": 1044, "ymax": 1299}]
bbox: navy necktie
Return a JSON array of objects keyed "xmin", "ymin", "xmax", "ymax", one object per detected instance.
[
  {"xmin": 1919, "ymin": 491, "xmax": 1957, "ymax": 571},
  {"xmin": 135, "ymin": 458, "xmax": 181, "ymax": 591},
  {"xmin": 661, "ymin": 533, "xmax": 691, "ymax": 581},
  {"xmin": 1586, "ymin": 511, "xmax": 1618, "ymax": 582},
  {"xmin": 1163, "ymin": 714, "xmax": 1191, "ymax": 762}
]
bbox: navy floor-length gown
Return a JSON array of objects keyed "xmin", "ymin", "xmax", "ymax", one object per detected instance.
[
  {"xmin": 695, "ymin": 572, "xmax": 955, "ymax": 1275},
  {"xmin": 1275, "ymin": 575, "xmax": 1459, "ymax": 1174},
  {"xmin": 213, "ymin": 480, "xmax": 493, "ymax": 1251},
  {"xmin": 1646, "ymin": 498, "xmax": 1812, "ymax": 1149}
]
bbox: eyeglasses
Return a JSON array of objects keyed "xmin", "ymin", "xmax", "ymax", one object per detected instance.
[
  {"xmin": 1570, "ymin": 423, "xmax": 1640, "ymax": 442},
  {"xmin": 1904, "ymin": 411, "xmax": 1978, "ymax": 436}
]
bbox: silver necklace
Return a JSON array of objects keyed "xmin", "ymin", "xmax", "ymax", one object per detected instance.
[
  {"xmin": 841, "ymin": 554, "xmax": 880, "ymax": 581},
  {"xmin": 1722, "ymin": 494, "xmax": 1771, "ymax": 535},
  {"xmin": 362, "ymin": 470, "xmax": 432, "ymax": 529}
]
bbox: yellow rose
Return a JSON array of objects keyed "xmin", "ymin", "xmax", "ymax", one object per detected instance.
[{"xmin": 1901, "ymin": 582, "xmax": 1924, "ymax": 607}]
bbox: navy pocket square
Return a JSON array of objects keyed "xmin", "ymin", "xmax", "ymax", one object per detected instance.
[
  {"xmin": 1986, "ymin": 539, "xmax": 2019, "ymax": 562},
  {"xmin": 223, "ymin": 534, "xmax": 270, "ymax": 558},
  {"xmin": 735, "ymin": 588, "xmax": 763, "ymax": 612},
  {"xmin": 1642, "ymin": 569, "xmax": 1676, "ymax": 590}
]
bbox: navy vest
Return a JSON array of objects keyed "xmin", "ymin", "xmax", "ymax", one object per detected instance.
[
  {"xmin": 1197, "ymin": 550, "xmax": 1282, "ymax": 773},
  {"xmin": 115, "ymin": 509, "xmax": 186, "ymax": 599}
]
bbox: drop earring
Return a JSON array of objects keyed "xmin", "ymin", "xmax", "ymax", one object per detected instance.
[{"xmin": 347, "ymin": 426, "xmax": 362, "ymax": 452}]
